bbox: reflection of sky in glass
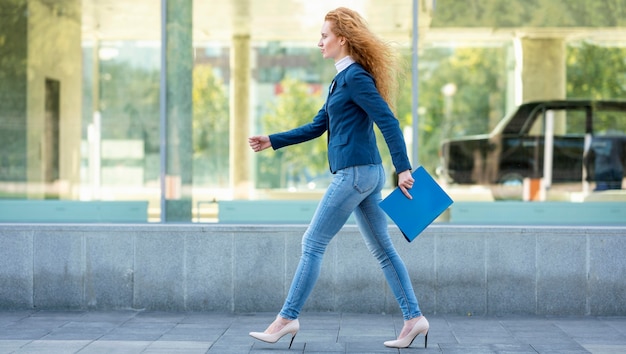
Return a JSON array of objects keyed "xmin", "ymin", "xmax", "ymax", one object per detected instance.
[{"xmin": 295, "ymin": 0, "xmax": 367, "ymax": 29}]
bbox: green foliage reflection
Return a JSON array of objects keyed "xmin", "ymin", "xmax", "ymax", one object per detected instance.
[{"xmin": 257, "ymin": 77, "xmax": 327, "ymax": 189}]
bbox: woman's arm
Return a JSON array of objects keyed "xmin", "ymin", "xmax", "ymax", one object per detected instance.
[
  {"xmin": 348, "ymin": 67, "xmax": 414, "ymax": 198},
  {"xmin": 348, "ymin": 68, "xmax": 411, "ymax": 173},
  {"xmin": 267, "ymin": 105, "xmax": 329, "ymax": 150}
]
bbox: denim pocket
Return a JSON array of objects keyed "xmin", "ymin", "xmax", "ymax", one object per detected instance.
[{"xmin": 352, "ymin": 164, "xmax": 379, "ymax": 194}]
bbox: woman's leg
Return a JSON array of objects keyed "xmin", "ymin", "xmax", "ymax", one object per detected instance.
[
  {"xmin": 353, "ymin": 166, "xmax": 421, "ymax": 320},
  {"xmin": 279, "ymin": 165, "xmax": 378, "ymax": 320}
]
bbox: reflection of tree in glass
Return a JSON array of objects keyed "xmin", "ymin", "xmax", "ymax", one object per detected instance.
[
  {"xmin": 567, "ymin": 42, "xmax": 626, "ymax": 105},
  {"xmin": 192, "ymin": 64, "xmax": 229, "ymax": 185},
  {"xmin": 259, "ymin": 77, "xmax": 326, "ymax": 189},
  {"xmin": 395, "ymin": 47, "xmax": 506, "ymax": 174},
  {"xmin": 431, "ymin": 0, "xmax": 625, "ymax": 28}
]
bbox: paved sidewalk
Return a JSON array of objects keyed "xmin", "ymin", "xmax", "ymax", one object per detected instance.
[{"xmin": 0, "ymin": 311, "xmax": 625, "ymax": 353}]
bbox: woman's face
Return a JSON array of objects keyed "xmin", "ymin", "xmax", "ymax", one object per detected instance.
[{"xmin": 318, "ymin": 21, "xmax": 346, "ymax": 62}]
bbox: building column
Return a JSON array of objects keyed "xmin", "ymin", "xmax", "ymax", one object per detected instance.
[
  {"xmin": 164, "ymin": 0, "xmax": 193, "ymax": 220},
  {"xmin": 517, "ymin": 36, "xmax": 566, "ymax": 103},
  {"xmin": 24, "ymin": 0, "xmax": 82, "ymax": 199},
  {"xmin": 229, "ymin": 0, "xmax": 251, "ymax": 200},
  {"xmin": 514, "ymin": 36, "xmax": 567, "ymax": 195}
]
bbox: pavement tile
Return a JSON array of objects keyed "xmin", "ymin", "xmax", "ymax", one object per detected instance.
[
  {"xmin": 75, "ymin": 340, "xmax": 152, "ymax": 354},
  {"xmin": 344, "ymin": 341, "xmax": 399, "ymax": 353},
  {"xmin": 159, "ymin": 332, "xmax": 223, "ymax": 342},
  {"xmin": 41, "ymin": 331, "xmax": 104, "ymax": 341},
  {"xmin": 296, "ymin": 329, "xmax": 340, "ymax": 343},
  {"xmin": 6, "ymin": 317, "xmax": 69, "ymax": 330},
  {"xmin": 603, "ymin": 317, "xmax": 626, "ymax": 332},
  {"xmin": 251, "ymin": 340, "xmax": 303, "ymax": 351},
  {"xmin": 0, "ymin": 340, "xmax": 31, "ymax": 353},
  {"xmin": 0, "ymin": 329, "xmax": 51, "ymax": 340},
  {"xmin": 133, "ymin": 311, "xmax": 187, "ymax": 323},
  {"xmin": 0, "ymin": 311, "xmax": 32, "ymax": 326},
  {"xmin": 438, "ymin": 343, "xmax": 513, "ymax": 354},
  {"xmin": 28, "ymin": 311, "xmax": 86, "ymax": 319},
  {"xmin": 76, "ymin": 311, "xmax": 138, "ymax": 324},
  {"xmin": 530, "ymin": 343, "xmax": 592, "ymax": 354},
  {"xmin": 0, "ymin": 311, "xmax": 624, "ymax": 353},
  {"xmin": 143, "ymin": 340, "xmax": 213, "ymax": 354},
  {"xmin": 13, "ymin": 340, "xmax": 91, "ymax": 354},
  {"xmin": 581, "ymin": 344, "xmax": 626, "ymax": 354},
  {"xmin": 61, "ymin": 320, "xmax": 120, "ymax": 330},
  {"xmin": 301, "ymin": 341, "xmax": 346, "ymax": 352},
  {"xmin": 207, "ymin": 343, "xmax": 255, "ymax": 354}
]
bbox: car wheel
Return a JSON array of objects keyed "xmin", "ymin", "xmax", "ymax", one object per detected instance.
[{"xmin": 491, "ymin": 172, "xmax": 525, "ymax": 200}]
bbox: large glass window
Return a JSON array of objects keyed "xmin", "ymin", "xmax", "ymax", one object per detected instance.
[{"xmin": 1, "ymin": 0, "xmax": 625, "ymax": 224}]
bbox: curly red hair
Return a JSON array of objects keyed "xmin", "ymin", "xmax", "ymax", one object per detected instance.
[{"xmin": 324, "ymin": 7, "xmax": 401, "ymax": 110}]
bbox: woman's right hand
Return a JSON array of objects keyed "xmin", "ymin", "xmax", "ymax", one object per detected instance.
[{"xmin": 248, "ymin": 135, "xmax": 272, "ymax": 152}]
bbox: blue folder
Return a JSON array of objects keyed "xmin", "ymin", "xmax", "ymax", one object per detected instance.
[{"xmin": 379, "ymin": 166, "xmax": 454, "ymax": 242}]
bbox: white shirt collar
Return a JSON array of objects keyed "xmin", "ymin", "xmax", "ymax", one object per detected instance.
[{"xmin": 335, "ymin": 56, "xmax": 355, "ymax": 74}]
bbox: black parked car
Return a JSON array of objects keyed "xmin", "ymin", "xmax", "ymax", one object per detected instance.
[{"xmin": 438, "ymin": 100, "xmax": 626, "ymax": 196}]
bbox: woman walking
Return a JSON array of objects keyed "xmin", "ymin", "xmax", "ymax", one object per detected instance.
[{"xmin": 247, "ymin": 7, "xmax": 428, "ymax": 349}]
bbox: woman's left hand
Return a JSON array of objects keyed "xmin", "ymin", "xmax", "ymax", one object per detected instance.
[
  {"xmin": 397, "ymin": 170, "xmax": 414, "ymax": 199},
  {"xmin": 248, "ymin": 135, "xmax": 272, "ymax": 152}
]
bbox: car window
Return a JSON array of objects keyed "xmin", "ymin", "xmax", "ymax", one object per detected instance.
[
  {"xmin": 527, "ymin": 108, "xmax": 587, "ymax": 137},
  {"xmin": 562, "ymin": 109, "xmax": 587, "ymax": 135},
  {"xmin": 594, "ymin": 109, "xmax": 626, "ymax": 136}
]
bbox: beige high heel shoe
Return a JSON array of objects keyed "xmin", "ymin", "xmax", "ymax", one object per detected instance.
[
  {"xmin": 383, "ymin": 316, "xmax": 429, "ymax": 348},
  {"xmin": 249, "ymin": 316, "xmax": 300, "ymax": 348}
]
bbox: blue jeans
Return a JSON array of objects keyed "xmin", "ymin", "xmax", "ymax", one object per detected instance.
[{"xmin": 279, "ymin": 164, "xmax": 422, "ymax": 321}]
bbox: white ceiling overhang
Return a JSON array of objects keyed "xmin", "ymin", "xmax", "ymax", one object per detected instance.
[{"xmin": 80, "ymin": 0, "xmax": 626, "ymax": 47}]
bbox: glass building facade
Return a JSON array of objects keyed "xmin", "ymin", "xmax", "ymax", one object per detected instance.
[{"xmin": 1, "ymin": 0, "xmax": 625, "ymax": 223}]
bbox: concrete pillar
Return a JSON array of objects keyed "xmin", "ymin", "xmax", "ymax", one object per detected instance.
[
  {"xmin": 25, "ymin": 0, "xmax": 82, "ymax": 200},
  {"xmin": 229, "ymin": 0, "xmax": 251, "ymax": 200},
  {"xmin": 518, "ymin": 37, "xmax": 566, "ymax": 103},
  {"xmin": 164, "ymin": 0, "xmax": 193, "ymax": 220},
  {"xmin": 515, "ymin": 36, "xmax": 567, "ymax": 187}
]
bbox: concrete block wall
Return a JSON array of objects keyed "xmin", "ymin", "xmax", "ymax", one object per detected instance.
[{"xmin": 0, "ymin": 224, "xmax": 624, "ymax": 316}]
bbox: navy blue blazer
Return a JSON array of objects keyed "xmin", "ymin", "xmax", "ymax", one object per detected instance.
[{"xmin": 269, "ymin": 63, "xmax": 411, "ymax": 174}]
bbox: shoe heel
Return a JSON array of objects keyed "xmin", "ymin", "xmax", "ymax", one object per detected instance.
[
  {"xmin": 425, "ymin": 331, "xmax": 428, "ymax": 348},
  {"xmin": 288, "ymin": 333, "xmax": 296, "ymax": 349}
]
